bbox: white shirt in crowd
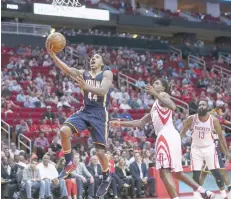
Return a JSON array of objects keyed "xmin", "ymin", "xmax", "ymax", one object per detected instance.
[
  {"xmin": 157, "ymin": 59, "xmax": 163, "ymax": 70},
  {"xmin": 137, "ymin": 162, "xmax": 143, "ymax": 179},
  {"xmin": 37, "ymin": 163, "xmax": 58, "ymax": 180}
]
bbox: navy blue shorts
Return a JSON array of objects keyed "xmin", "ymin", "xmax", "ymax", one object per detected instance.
[{"xmin": 63, "ymin": 107, "xmax": 109, "ymax": 146}]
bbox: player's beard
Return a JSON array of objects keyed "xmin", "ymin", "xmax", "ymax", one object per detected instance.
[{"xmin": 198, "ymin": 109, "xmax": 207, "ymax": 116}]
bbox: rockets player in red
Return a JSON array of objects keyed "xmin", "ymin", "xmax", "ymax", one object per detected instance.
[
  {"xmin": 181, "ymin": 100, "xmax": 230, "ymax": 199},
  {"xmin": 110, "ymin": 79, "xmax": 215, "ymax": 199}
]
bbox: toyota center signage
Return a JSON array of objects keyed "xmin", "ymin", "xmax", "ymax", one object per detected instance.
[{"xmin": 33, "ymin": 3, "xmax": 110, "ymax": 21}]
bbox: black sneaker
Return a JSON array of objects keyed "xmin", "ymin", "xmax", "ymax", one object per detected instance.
[{"xmin": 96, "ymin": 175, "xmax": 112, "ymax": 197}]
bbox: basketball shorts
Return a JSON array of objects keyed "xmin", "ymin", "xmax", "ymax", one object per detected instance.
[
  {"xmin": 191, "ymin": 144, "xmax": 220, "ymax": 171},
  {"xmin": 203, "ymin": 149, "xmax": 225, "ymax": 171},
  {"xmin": 63, "ymin": 107, "xmax": 109, "ymax": 146},
  {"xmin": 155, "ymin": 128, "xmax": 183, "ymax": 172}
]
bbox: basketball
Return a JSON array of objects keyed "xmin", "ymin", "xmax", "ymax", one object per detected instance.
[{"xmin": 46, "ymin": 32, "xmax": 66, "ymax": 53}]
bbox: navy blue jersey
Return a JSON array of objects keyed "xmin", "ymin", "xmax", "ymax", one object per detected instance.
[{"xmin": 82, "ymin": 70, "xmax": 111, "ymax": 109}]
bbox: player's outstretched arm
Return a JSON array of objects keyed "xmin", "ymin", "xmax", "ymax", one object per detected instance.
[
  {"xmin": 145, "ymin": 85, "xmax": 176, "ymax": 110},
  {"xmin": 180, "ymin": 115, "xmax": 193, "ymax": 139},
  {"xmin": 46, "ymin": 41, "xmax": 84, "ymax": 80},
  {"xmin": 110, "ymin": 113, "xmax": 152, "ymax": 128},
  {"xmin": 76, "ymin": 70, "xmax": 113, "ymax": 96},
  {"xmin": 214, "ymin": 117, "xmax": 230, "ymax": 158}
]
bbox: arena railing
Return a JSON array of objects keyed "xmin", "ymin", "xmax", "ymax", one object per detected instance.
[
  {"xmin": 1, "ymin": 22, "xmax": 51, "ymax": 37},
  {"xmin": 223, "ymin": 124, "xmax": 231, "ymax": 131},
  {"xmin": 1, "ymin": 120, "xmax": 11, "ymax": 148},
  {"xmin": 219, "ymin": 54, "xmax": 231, "ymax": 65},
  {"xmin": 212, "ymin": 64, "xmax": 231, "ymax": 77},
  {"xmin": 65, "ymin": 46, "xmax": 79, "ymax": 58},
  {"xmin": 118, "ymin": 72, "xmax": 189, "ymax": 115},
  {"xmin": 169, "ymin": 46, "xmax": 182, "ymax": 59},
  {"xmin": 18, "ymin": 134, "xmax": 32, "ymax": 156},
  {"xmin": 188, "ymin": 55, "xmax": 206, "ymax": 69}
]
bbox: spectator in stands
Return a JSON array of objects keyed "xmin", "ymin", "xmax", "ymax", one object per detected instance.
[
  {"xmin": 34, "ymin": 132, "xmax": 49, "ymax": 159},
  {"xmin": 171, "ymin": 86, "xmax": 181, "ymax": 98},
  {"xmin": 116, "ymin": 157, "xmax": 135, "ymax": 198},
  {"xmin": 133, "ymin": 127, "xmax": 145, "ymax": 137},
  {"xmin": 120, "ymin": 99, "xmax": 131, "ymax": 110},
  {"xmin": 56, "ymin": 157, "xmax": 77, "ymax": 199},
  {"xmin": 79, "ymin": 145, "xmax": 89, "ymax": 164},
  {"xmin": 9, "ymin": 80, "xmax": 22, "ymax": 92},
  {"xmin": 49, "ymin": 136, "xmax": 62, "ymax": 154},
  {"xmin": 13, "ymin": 154, "xmax": 27, "ymax": 168},
  {"xmin": 9, "ymin": 142, "xmax": 20, "ymax": 158},
  {"xmin": 142, "ymin": 149, "xmax": 152, "ymax": 168},
  {"xmin": 7, "ymin": 60, "xmax": 15, "ymax": 69},
  {"xmin": 120, "ymin": 109, "xmax": 132, "ymax": 120},
  {"xmin": 135, "ymin": 77, "xmax": 146, "ymax": 88},
  {"xmin": 24, "ymin": 96, "xmax": 34, "ymax": 108},
  {"xmin": 27, "ymin": 118, "xmax": 39, "ymax": 134},
  {"xmin": 188, "ymin": 97, "xmax": 199, "ymax": 115},
  {"xmin": 42, "ymin": 106, "xmax": 55, "ymax": 120},
  {"xmin": 182, "ymin": 146, "xmax": 191, "ymax": 165},
  {"xmin": 130, "ymin": 152, "xmax": 155, "ymax": 197},
  {"xmin": 22, "ymin": 159, "xmax": 46, "ymax": 199},
  {"xmin": 15, "ymin": 119, "xmax": 29, "ymax": 137},
  {"xmin": 51, "ymin": 119, "xmax": 61, "ymax": 134},
  {"xmin": 129, "ymin": 95, "xmax": 142, "ymax": 109},
  {"xmin": 37, "ymin": 154, "xmax": 68, "ymax": 198},
  {"xmin": 71, "ymin": 154, "xmax": 94, "ymax": 199},
  {"xmin": 39, "ymin": 119, "xmax": 52, "ymax": 135},
  {"xmin": 87, "ymin": 156, "xmax": 103, "ymax": 197},
  {"xmin": 1, "ymin": 157, "xmax": 22, "ymax": 199},
  {"xmin": 111, "ymin": 88, "xmax": 122, "ymax": 101},
  {"xmin": 16, "ymin": 90, "xmax": 26, "ymax": 102}
]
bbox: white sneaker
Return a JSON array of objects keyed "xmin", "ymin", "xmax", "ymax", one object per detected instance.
[
  {"xmin": 201, "ymin": 190, "xmax": 216, "ymax": 199},
  {"xmin": 193, "ymin": 191, "xmax": 203, "ymax": 199},
  {"xmin": 228, "ymin": 191, "xmax": 231, "ymax": 199}
]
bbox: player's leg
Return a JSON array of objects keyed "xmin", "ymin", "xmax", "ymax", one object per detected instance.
[
  {"xmin": 159, "ymin": 168, "xmax": 179, "ymax": 198},
  {"xmin": 175, "ymin": 146, "xmax": 215, "ymax": 199},
  {"xmin": 199, "ymin": 169, "xmax": 209, "ymax": 185},
  {"xmin": 205, "ymin": 146, "xmax": 227, "ymax": 198},
  {"xmin": 60, "ymin": 112, "xmax": 87, "ymax": 174},
  {"xmin": 217, "ymin": 152, "xmax": 231, "ymax": 193},
  {"xmin": 220, "ymin": 169, "xmax": 231, "ymax": 198},
  {"xmin": 220, "ymin": 169, "xmax": 231, "ymax": 190},
  {"xmin": 89, "ymin": 111, "xmax": 111, "ymax": 197},
  {"xmin": 155, "ymin": 134, "xmax": 183, "ymax": 198}
]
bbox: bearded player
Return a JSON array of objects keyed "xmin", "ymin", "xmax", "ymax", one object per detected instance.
[
  {"xmin": 181, "ymin": 100, "xmax": 230, "ymax": 199},
  {"xmin": 111, "ymin": 79, "xmax": 215, "ymax": 199},
  {"xmin": 46, "ymin": 42, "xmax": 112, "ymax": 197}
]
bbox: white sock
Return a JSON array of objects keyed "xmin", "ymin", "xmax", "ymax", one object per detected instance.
[
  {"xmin": 173, "ymin": 197, "xmax": 179, "ymax": 199},
  {"xmin": 194, "ymin": 191, "xmax": 201, "ymax": 197},
  {"xmin": 196, "ymin": 186, "xmax": 205, "ymax": 193},
  {"xmin": 220, "ymin": 190, "xmax": 227, "ymax": 198}
]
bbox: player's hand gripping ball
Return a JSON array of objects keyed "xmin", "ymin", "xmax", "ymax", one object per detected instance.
[{"xmin": 46, "ymin": 32, "xmax": 66, "ymax": 53}]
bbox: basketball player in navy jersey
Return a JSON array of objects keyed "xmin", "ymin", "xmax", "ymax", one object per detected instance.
[{"xmin": 46, "ymin": 42, "xmax": 113, "ymax": 197}]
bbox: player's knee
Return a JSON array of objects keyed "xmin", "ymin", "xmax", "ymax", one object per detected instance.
[
  {"xmin": 159, "ymin": 169, "xmax": 169, "ymax": 180},
  {"xmin": 193, "ymin": 171, "xmax": 200, "ymax": 184},
  {"xmin": 60, "ymin": 126, "xmax": 72, "ymax": 138},
  {"xmin": 211, "ymin": 169, "xmax": 224, "ymax": 188},
  {"xmin": 95, "ymin": 144, "xmax": 106, "ymax": 156}
]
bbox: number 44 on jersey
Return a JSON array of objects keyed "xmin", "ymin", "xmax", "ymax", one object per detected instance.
[{"xmin": 88, "ymin": 92, "xmax": 98, "ymax": 101}]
